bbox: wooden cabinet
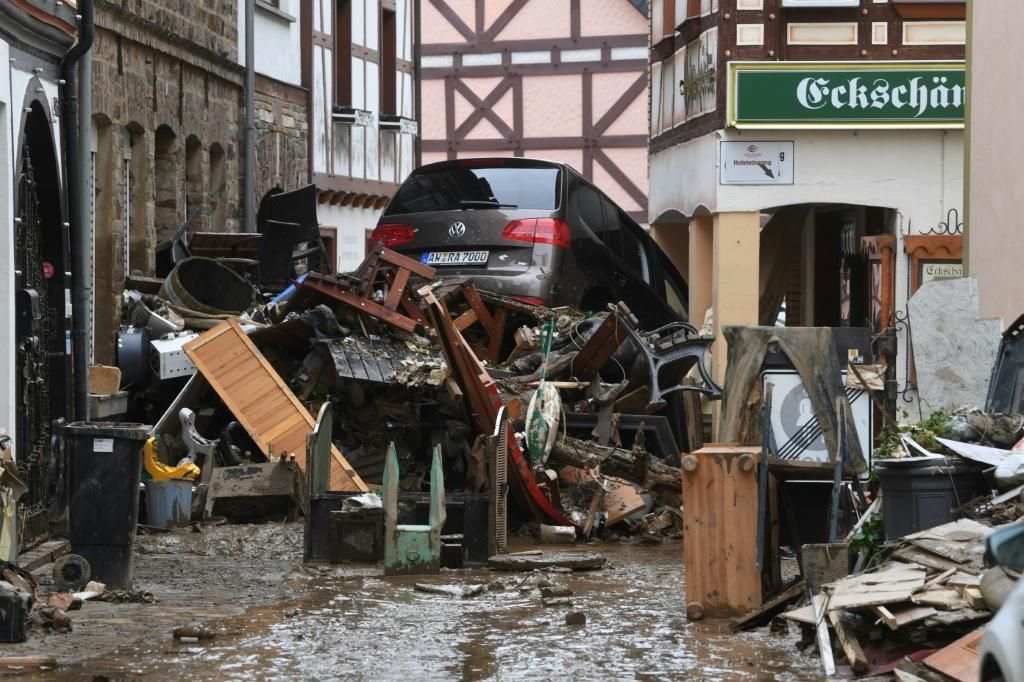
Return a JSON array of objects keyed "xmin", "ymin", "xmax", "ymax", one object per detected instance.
[{"xmin": 682, "ymin": 444, "xmax": 762, "ymax": 619}]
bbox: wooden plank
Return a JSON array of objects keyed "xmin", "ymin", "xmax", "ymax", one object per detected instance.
[
  {"xmin": 682, "ymin": 445, "xmax": 762, "ymax": 618},
  {"xmin": 892, "ymin": 546, "xmax": 964, "ymax": 573},
  {"xmin": 184, "ymin": 319, "xmax": 367, "ymax": 492},
  {"xmin": 922, "ymin": 626, "xmax": 985, "ymax": 682},
  {"xmin": 829, "ymin": 610, "xmax": 869, "ymax": 674},
  {"xmin": 911, "ymin": 588, "xmax": 966, "ymax": 611},
  {"xmin": 782, "ymin": 604, "xmax": 817, "ymax": 625},
  {"xmin": 731, "ymin": 580, "xmax": 805, "ymax": 632},
  {"xmin": 824, "ymin": 563, "xmax": 927, "ymax": 611},
  {"xmin": 88, "ymin": 365, "xmax": 121, "ymax": 395},
  {"xmin": 872, "ymin": 604, "xmax": 937, "ymax": 630},
  {"xmin": 812, "ymin": 594, "xmax": 836, "ymax": 676}
]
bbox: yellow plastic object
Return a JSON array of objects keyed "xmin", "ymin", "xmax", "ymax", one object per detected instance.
[{"xmin": 144, "ymin": 438, "xmax": 200, "ymax": 481}]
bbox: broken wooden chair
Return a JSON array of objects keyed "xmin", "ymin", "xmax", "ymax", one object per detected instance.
[
  {"xmin": 383, "ymin": 442, "xmax": 445, "ymax": 576},
  {"xmin": 437, "ymin": 278, "xmax": 509, "ymax": 363},
  {"xmin": 296, "ymin": 244, "xmax": 434, "ymax": 333}
]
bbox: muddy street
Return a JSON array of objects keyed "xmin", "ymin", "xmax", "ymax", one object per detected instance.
[{"xmin": 13, "ymin": 528, "xmax": 819, "ymax": 680}]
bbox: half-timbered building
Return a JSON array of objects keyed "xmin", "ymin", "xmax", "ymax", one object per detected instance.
[
  {"xmin": 302, "ymin": 0, "xmax": 419, "ymax": 271},
  {"xmin": 419, "ymin": 0, "xmax": 650, "ymax": 224},
  {"xmin": 648, "ymin": 0, "xmax": 966, "ymax": 413}
]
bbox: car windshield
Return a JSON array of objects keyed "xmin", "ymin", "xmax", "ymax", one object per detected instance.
[{"xmin": 384, "ymin": 163, "xmax": 561, "ymax": 215}]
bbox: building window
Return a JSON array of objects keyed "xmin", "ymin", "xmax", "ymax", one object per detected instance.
[
  {"xmin": 381, "ymin": 7, "xmax": 396, "ymax": 114},
  {"xmin": 335, "ymin": 0, "xmax": 352, "ymax": 107}
]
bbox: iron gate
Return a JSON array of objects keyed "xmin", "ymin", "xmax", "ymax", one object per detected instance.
[{"xmin": 14, "ymin": 148, "xmax": 65, "ymax": 545}]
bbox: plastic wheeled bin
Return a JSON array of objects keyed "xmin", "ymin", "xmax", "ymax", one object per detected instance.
[
  {"xmin": 875, "ymin": 456, "xmax": 981, "ymax": 540},
  {"xmin": 64, "ymin": 422, "xmax": 151, "ymax": 588}
]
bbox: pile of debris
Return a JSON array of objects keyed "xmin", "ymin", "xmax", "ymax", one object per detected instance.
[
  {"xmin": 108, "ymin": 203, "xmax": 719, "ymax": 546},
  {"xmin": 777, "ymin": 519, "xmax": 998, "ymax": 678}
]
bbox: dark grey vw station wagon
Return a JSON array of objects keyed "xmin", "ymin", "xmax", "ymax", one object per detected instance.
[{"xmin": 371, "ymin": 158, "xmax": 689, "ymax": 327}]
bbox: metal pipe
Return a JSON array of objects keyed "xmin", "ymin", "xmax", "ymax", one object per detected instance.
[
  {"xmin": 244, "ymin": 0, "xmax": 255, "ymax": 232},
  {"xmin": 61, "ymin": 0, "xmax": 95, "ymax": 421},
  {"xmin": 413, "ymin": 0, "xmax": 421, "ymax": 168}
]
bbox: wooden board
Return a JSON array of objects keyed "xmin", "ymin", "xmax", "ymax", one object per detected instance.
[
  {"xmin": 88, "ymin": 365, "xmax": 121, "ymax": 396},
  {"xmin": 184, "ymin": 319, "xmax": 366, "ymax": 492},
  {"xmin": 604, "ymin": 478, "xmax": 646, "ymax": 526},
  {"xmin": 922, "ymin": 626, "xmax": 985, "ymax": 682},
  {"xmin": 682, "ymin": 445, "xmax": 761, "ymax": 618},
  {"xmin": 872, "ymin": 604, "xmax": 938, "ymax": 630},
  {"xmin": 824, "ymin": 563, "xmax": 926, "ymax": 611}
]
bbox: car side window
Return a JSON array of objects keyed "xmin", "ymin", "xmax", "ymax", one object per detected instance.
[
  {"xmin": 577, "ymin": 184, "xmax": 604, "ymax": 237},
  {"xmin": 611, "ymin": 207, "xmax": 649, "ymax": 282}
]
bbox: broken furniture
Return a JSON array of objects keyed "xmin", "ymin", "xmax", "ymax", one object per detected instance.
[
  {"xmin": 183, "ymin": 318, "xmax": 366, "ymax": 492},
  {"xmin": 985, "ymin": 311, "xmax": 1024, "ymax": 414},
  {"xmin": 422, "ymin": 288, "xmax": 573, "ymax": 528},
  {"xmin": 64, "ymin": 422, "xmax": 150, "ymax": 589},
  {"xmin": 681, "ymin": 444, "xmax": 762, "ymax": 619},
  {"xmin": 398, "ymin": 491, "xmax": 489, "ymax": 566},
  {"xmin": 258, "ymin": 219, "xmax": 324, "ymax": 293},
  {"xmin": 258, "ymin": 184, "xmax": 330, "ymax": 272},
  {"xmin": 618, "ymin": 318, "xmax": 722, "ymax": 409},
  {"xmin": 294, "ymin": 245, "xmax": 435, "ymax": 334},
  {"xmin": 437, "ymin": 278, "xmax": 509, "ymax": 363},
  {"xmin": 304, "ymin": 403, "xmax": 383, "ymax": 563},
  {"xmin": 719, "ymin": 326, "xmax": 867, "ymax": 474},
  {"xmin": 383, "ymin": 443, "xmax": 445, "ymax": 576}
]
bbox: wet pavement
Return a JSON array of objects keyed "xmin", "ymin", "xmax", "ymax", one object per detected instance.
[{"xmin": 23, "ymin": 533, "xmax": 822, "ymax": 681}]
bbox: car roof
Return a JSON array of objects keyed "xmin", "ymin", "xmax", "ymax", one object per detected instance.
[{"xmin": 413, "ymin": 157, "xmax": 581, "ymax": 176}]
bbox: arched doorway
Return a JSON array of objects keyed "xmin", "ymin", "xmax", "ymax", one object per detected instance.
[
  {"xmin": 154, "ymin": 125, "xmax": 179, "ymax": 244},
  {"xmin": 14, "ymin": 98, "xmax": 68, "ymax": 542}
]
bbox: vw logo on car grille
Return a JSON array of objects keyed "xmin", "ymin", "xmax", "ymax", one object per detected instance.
[{"xmin": 449, "ymin": 222, "xmax": 467, "ymax": 238}]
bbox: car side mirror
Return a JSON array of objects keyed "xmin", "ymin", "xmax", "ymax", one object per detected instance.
[{"xmin": 985, "ymin": 523, "xmax": 1024, "ymax": 572}]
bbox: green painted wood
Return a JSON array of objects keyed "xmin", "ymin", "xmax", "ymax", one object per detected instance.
[{"xmin": 384, "ymin": 443, "xmax": 446, "ymax": 576}]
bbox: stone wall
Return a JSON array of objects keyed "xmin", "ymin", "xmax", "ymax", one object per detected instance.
[
  {"xmin": 254, "ymin": 75, "xmax": 309, "ymax": 204},
  {"xmin": 88, "ymin": 1, "xmax": 307, "ymax": 364}
]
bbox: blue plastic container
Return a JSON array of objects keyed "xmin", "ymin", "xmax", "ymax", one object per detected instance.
[{"xmin": 145, "ymin": 479, "xmax": 194, "ymax": 529}]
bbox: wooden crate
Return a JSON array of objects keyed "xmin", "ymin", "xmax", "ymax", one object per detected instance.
[{"xmin": 681, "ymin": 444, "xmax": 761, "ymax": 619}]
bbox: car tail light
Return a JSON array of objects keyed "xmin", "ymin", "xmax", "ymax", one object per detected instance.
[
  {"xmin": 370, "ymin": 223, "xmax": 415, "ymax": 248},
  {"xmin": 500, "ymin": 218, "xmax": 570, "ymax": 248}
]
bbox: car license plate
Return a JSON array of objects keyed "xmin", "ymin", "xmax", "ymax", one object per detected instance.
[{"xmin": 422, "ymin": 251, "xmax": 489, "ymax": 266}]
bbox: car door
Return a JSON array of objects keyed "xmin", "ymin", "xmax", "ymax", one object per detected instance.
[{"xmin": 601, "ymin": 199, "xmax": 681, "ymax": 325}]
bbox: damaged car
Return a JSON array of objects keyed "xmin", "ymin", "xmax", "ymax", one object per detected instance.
[{"xmin": 371, "ymin": 157, "xmax": 689, "ymax": 327}]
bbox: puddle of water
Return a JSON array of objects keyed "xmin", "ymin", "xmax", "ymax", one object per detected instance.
[{"xmin": 39, "ymin": 542, "xmax": 822, "ymax": 681}]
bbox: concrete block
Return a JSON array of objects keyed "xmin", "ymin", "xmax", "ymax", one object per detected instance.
[{"xmin": 908, "ymin": 277, "xmax": 1001, "ymax": 412}]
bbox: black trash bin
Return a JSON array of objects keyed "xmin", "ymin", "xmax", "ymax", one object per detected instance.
[
  {"xmin": 64, "ymin": 422, "xmax": 151, "ymax": 588},
  {"xmin": 875, "ymin": 457, "xmax": 981, "ymax": 540}
]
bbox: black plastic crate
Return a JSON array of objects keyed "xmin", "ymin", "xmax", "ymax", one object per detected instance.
[{"xmin": 328, "ymin": 509, "xmax": 384, "ymax": 563}]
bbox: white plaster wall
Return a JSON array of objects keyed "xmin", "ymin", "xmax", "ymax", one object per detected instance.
[
  {"xmin": 649, "ymin": 133, "xmax": 719, "ymax": 221},
  {"xmin": 968, "ymin": 0, "xmax": 1024, "ymax": 328},
  {"xmin": 652, "ymin": 129, "xmax": 963, "ymax": 227},
  {"xmin": 318, "ymin": 203, "xmax": 383, "ymax": 272},
  {"xmin": 0, "ymin": 40, "xmax": 13, "ymax": 448},
  {"xmin": 237, "ymin": 0, "xmax": 302, "ymax": 85},
  {"xmin": 716, "ymin": 129, "xmax": 963, "ymax": 225}
]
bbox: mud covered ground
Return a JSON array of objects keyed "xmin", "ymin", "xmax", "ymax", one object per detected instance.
[{"xmin": 8, "ymin": 525, "xmax": 822, "ymax": 680}]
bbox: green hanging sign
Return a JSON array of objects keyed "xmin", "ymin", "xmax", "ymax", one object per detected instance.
[{"xmin": 727, "ymin": 61, "xmax": 966, "ymax": 129}]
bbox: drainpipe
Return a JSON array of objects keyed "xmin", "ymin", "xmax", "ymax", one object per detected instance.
[
  {"xmin": 244, "ymin": 0, "xmax": 255, "ymax": 232},
  {"xmin": 413, "ymin": 0, "xmax": 421, "ymax": 167},
  {"xmin": 61, "ymin": 0, "xmax": 95, "ymax": 422}
]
